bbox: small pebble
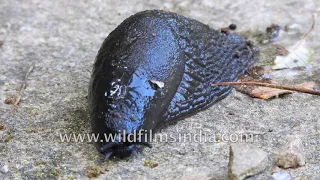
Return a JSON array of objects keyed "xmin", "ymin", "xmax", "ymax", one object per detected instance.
[
  {"xmin": 228, "ymin": 143, "xmax": 269, "ymax": 180},
  {"xmin": 305, "ymin": 65, "xmax": 312, "ymax": 71},
  {"xmin": 0, "ymin": 164, "xmax": 9, "ymax": 174},
  {"xmin": 276, "ymin": 136, "xmax": 305, "ymax": 169},
  {"xmin": 229, "ymin": 24, "xmax": 237, "ymax": 30},
  {"xmin": 272, "ymin": 172, "xmax": 291, "ymax": 180},
  {"xmin": 262, "ymin": 74, "xmax": 272, "ymax": 79}
]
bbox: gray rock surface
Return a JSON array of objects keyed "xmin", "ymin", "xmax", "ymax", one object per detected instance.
[
  {"xmin": 228, "ymin": 143, "xmax": 269, "ymax": 180},
  {"xmin": 0, "ymin": 0, "xmax": 319, "ymax": 179}
]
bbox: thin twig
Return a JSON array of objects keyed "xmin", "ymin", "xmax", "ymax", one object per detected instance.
[
  {"xmin": 211, "ymin": 81, "xmax": 320, "ymax": 96},
  {"xmin": 293, "ymin": 13, "xmax": 316, "ymax": 49},
  {"xmin": 11, "ymin": 65, "xmax": 35, "ymax": 111}
]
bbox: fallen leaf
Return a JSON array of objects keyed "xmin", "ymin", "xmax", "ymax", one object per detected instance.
[
  {"xmin": 230, "ymin": 66, "xmax": 318, "ymax": 99},
  {"xmin": 235, "ymin": 81, "xmax": 316, "ymax": 100},
  {"xmin": 246, "ymin": 87, "xmax": 292, "ymax": 100},
  {"xmin": 273, "ymin": 45, "xmax": 313, "ymax": 69},
  {"xmin": 273, "ymin": 14, "xmax": 316, "ymax": 69},
  {"xmin": 293, "ymin": 81, "xmax": 315, "ymax": 89}
]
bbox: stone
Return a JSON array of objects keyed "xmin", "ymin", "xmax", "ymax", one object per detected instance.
[
  {"xmin": 272, "ymin": 172, "xmax": 291, "ymax": 180},
  {"xmin": 0, "ymin": 164, "xmax": 8, "ymax": 174},
  {"xmin": 228, "ymin": 143, "xmax": 269, "ymax": 180},
  {"xmin": 276, "ymin": 137, "xmax": 305, "ymax": 169}
]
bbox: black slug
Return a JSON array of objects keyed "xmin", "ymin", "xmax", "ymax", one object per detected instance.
[{"xmin": 88, "ymin": 10, "xmax": 258, "ymax": 158}]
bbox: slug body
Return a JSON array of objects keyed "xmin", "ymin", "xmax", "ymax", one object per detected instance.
[{"xmin": 88, "ymin": 10, "xmax": 258, "ymax": 158}]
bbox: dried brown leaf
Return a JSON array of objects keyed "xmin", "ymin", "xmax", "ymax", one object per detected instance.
[{"xmin": 235, "ymin": 81, "xmax": 316, "ymax": 100}]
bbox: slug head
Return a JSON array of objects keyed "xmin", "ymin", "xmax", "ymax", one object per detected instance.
[{"xmin": 88, "ymin": 13, "xmax": 186, "ymax": 159}]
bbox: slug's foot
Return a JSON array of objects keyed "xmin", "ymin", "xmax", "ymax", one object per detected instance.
[
  {"xmin": 135, "ymin": 137, "xmax": 152, "ymax": 148},
  {"xmin": 99, "ymin": 135, "xmax": 152, "ymax": 159}
]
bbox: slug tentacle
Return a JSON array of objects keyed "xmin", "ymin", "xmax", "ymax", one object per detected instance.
[
  {"xmin": 104, "ymin": 151, "xmax": 113, "ymax": 160},
  {"xmin": 100, "ymin": 142, "xmax": 117, "ymax": 153}
]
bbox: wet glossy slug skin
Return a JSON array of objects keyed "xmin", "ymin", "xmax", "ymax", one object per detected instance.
[{"xmin": 88, "ymin": 10, "xmax": 258, "ymax": 158}]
